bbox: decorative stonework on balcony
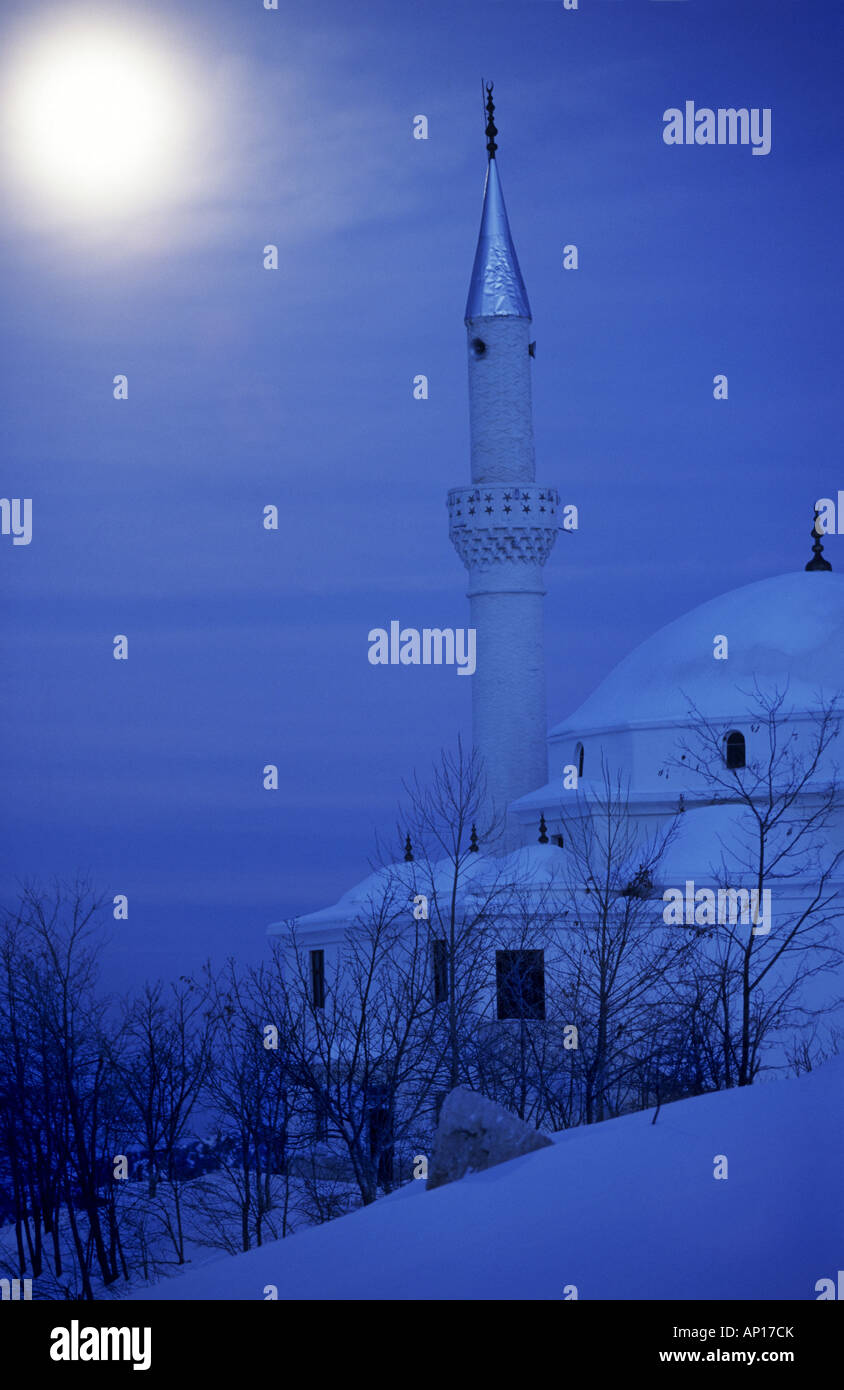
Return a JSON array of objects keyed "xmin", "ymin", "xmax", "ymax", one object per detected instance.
[{"xmin": 448, "ymin": 485, "xmax": 560, "ymax": 570}]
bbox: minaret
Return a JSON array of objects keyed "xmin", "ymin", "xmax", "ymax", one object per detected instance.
[{"xmin": 448, "ymin": 86, "xmax": 559, "ymax": 833}]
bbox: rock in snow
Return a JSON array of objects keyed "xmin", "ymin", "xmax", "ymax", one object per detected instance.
[{"xmin": 427, "ymin": 1087, "xmax": 552, "ymax": 1190}]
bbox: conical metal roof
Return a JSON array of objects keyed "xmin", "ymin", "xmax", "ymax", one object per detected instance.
[{"xmin": 465, "ymin": 157, "xmax": 532, "ymax": 322}]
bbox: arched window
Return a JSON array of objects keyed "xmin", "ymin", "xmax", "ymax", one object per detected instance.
[
  {"xmin": 724, "ymin": 730, "xmax": 746, "ymax": 770},
  {"xmin": 575, "ymin": 742, "xmax": 585, "ymax": 778}
]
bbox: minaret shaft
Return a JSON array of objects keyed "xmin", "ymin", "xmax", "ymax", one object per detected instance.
[
  {"xmin": 467, "ymin": 317, "xmax": 535, "ymax": 485},
  {"xmin": 468, "ymin": 583, "xmax": 549, "ymax": 824}
]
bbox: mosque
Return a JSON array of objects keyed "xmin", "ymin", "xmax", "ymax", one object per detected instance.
[{"xmin": 269, "ymin": 90, "xmax": 844, "ymax": 1005}]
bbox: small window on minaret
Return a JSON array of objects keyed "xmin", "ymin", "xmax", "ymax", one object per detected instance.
[
  {"xmin": 724, "ymin": 731, "xmax": 746, "ymax": 770},
  {"xmin": 575, "ymin": 742, "xmax": 585, "ymax": 778},
  {"xmin": 470, "ymin": 337, "xmax": 486, "ymax": 357},
  {"xmin": 310, "ymin": 949, "xmax": 326, "ymax": 1009}
]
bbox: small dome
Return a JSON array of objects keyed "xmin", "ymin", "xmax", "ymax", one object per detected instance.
[
  {"xmin": 268, "ymin": 853, "xmax": 494, "ymax": 936},
  {"xmin": 551, "ymin": 572, "xmax": 844, "ymax": 735}
]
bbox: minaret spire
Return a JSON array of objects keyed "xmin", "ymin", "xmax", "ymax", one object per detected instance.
[{"xmin": 466, "ymin": 85, "xmax": 531, "ymax": 322}]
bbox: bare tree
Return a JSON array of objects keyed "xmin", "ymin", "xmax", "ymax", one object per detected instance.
[
  {"xmin": 402, "ymin": 738, "xmax": 507, "ymax": 1090},
  {"xmin": 197, "ymin": 960, "xmax": 294, "ymax": 1253},
  {"xmin": 266, "ymin": 872, "xmax": 444, "ymax": 1206},
  {"xmin": 464, "ymin": 868, "xmax": 564, "ymax": 1126},
  {"xmin": 0, "ymin": 880, "xmax": 126, "ymax": 1298},
  {"xmin": 552, "ymin": 765, "xmax": 687, "ymax": 1122},
  {"xmin": 111, "ymin": 977, "xmax": 213, "ymax": 1264},
  {"xmin": 673, "ymin": 686, "xmax": 844, "ymax": 1086}
]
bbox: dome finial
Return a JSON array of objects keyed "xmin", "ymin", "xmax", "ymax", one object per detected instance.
[
  {"xmin": 806, "ymin": 508, "xmax": 832, "ymax": 571},
  {"xmin": 484, "ymin": 81, "xmax": 498, "ymax": 159}
]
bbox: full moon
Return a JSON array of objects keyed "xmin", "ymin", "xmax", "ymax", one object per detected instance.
[{"xmin": 4, "ymin": 21, "xmax": 189, "ymax": 213}]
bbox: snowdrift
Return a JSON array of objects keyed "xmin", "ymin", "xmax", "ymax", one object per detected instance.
[{"xmin": 136, "ymin": 1059, "xmax": 843, "ymax": 1300}]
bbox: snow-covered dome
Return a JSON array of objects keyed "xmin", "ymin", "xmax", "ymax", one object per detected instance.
[
  {"xmin": 510, "ymin": 570, "xmax": 844, "ymax": 834},
  {"xmin": 268, "ymin": 854, "xmax": 496, "ymax": 942},
  {"xmin": 268, "ymin": 843, "xmax": 574, "ymax": 944},
  {"xmin": 551, "ymin": 571, "xmax": 844, "ymax": 736}
]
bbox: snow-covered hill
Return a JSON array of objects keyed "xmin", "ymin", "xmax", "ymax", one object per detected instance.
[{"xmin": 136, "ymin": 1059, "xmax": 843, "ymax": 1300}]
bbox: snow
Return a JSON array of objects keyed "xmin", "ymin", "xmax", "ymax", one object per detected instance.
[
  {"xmin": 269, "ymin": 851, "xmax": 503, "ymax": 937},
  {"xmin": 549, "ymin": 571, "xmax": 844, "ymax": 734},
  {"xmin": 0, "ymin": 1170, "xmax": 358, "ymax": 1300},
  {"xmin": 133, "ymin": 1057, "xmax": 844, "ymax": 1301}
]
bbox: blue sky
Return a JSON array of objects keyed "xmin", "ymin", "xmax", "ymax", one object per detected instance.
[{"xmin": 1, "ymin": 0, "xmax": 841, "ymax": 990}]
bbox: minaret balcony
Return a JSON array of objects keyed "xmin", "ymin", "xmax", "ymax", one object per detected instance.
[
  {"xmin": 448, "ymin": 485, "xmax": 560, "ymax": 571},
  {"xmin": 448, "ymin": 484, "xmax": 559, "ymax": 526}
]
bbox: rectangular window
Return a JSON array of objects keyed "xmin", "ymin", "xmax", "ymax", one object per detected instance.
[
  {"xmin": 310, "ymin": 949, "xmax": 326, "ymax": 1009},
  {"xmin": 496, "ymin": 949, "xmax": 545, "ymax": 1021},
  {"xmin": 368, "ymin": 1099, "xmax": 394, "ymax": 1187},
  {"xmin": 432, "ymin": 939, "xmax": 448, "ymax": 1005}
]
